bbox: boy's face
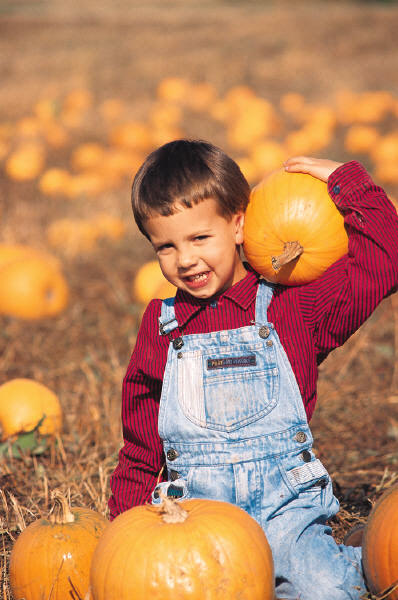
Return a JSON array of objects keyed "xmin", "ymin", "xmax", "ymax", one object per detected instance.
[{"xmin": 145, "ymin": 198, "xmax": 246, "ymax": 299}]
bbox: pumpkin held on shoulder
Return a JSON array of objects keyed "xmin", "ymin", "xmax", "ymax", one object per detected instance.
[{"xmin": 243, "ymin": 168, "xmax": 348, "ymax": 286}]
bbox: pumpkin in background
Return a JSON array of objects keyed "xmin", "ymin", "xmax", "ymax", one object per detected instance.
[
  {"xmin": 0, "ymin": 256, "xmax": 69, "ymax": 319},
  {"xmin": 109, "ymin": 120, "xmax": 152, "ymax": 152},
  {"xmin": 156, "ymin": 76, "xmax": 191, "ymax": 103},
  {"xmin": 362, "ymin": 484, "xmax": 398, "ymax": 600},
  {"xmin": 10, "ymin": 490, "xmax": 108, "ymax": 600},
  {"xmin": 0, "ymin": 378, "xmax": 62, "ymax": 440},
  {"xmin": 132, "ymin": 259, "xmax": 176, "ymax": 304},
  {"xmin": 5, "ymin": 143, "xmax": 46, "ymax": 181},
  {"xmin": 70, "ymin": 142, "xmax": 106, "ymax": 172},
  {"xmin": 250, "ymin": 140, "xmax": 286, "ymax": 175},
  {"xmin": 63, "ymin": 89, "xmax": 93, "ymax": 113},
  {"xmin": 344, "ymin": 124, "xmax": 380, "ymax": 154},
  {"xmin": 90, "ymin": 497, "xmax": 274, "ymax": 600},
  {"xmin": 243, "ymin": 168, "xmax": 348, "ymax": 285},
  {"xmin": 0, "ymin": 243, "xmax": 61, "ymax": 271},
  {"xmin": 94, "ymin": 213, "xmax": 126, "ymax": 240},
  {"xmin": 38, "ymin": 167, "xmax": 71, "ymax": 197}
]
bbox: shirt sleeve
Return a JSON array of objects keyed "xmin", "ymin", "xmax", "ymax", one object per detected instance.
[
  {"xmin": 299, "ymin": 160, "xmax": 398, "ymax": 363},
  {"xmin": 108, "ymin": 299, "xmax": 167, "ymax": 519}
]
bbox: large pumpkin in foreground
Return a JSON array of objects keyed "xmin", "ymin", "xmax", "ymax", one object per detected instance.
[
  {"xmin": 9, "ymin": 491, "xmax": 108, "ymax": 600},
  {"xmin": 362, "ymin": 484, "xmax": 398, "ymax": 600},
  {"xmin": 90, "ymin": 497, "xmax": 274, "ymax": 600},
  {"xmin": 243, "ymin": 168, "xmax": 348, "ymax": 285}
]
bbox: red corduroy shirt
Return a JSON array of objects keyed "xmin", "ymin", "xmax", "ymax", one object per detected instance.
[{"xmin": 109, "ymin": 161, "xmax": 398, "ymax": 519}]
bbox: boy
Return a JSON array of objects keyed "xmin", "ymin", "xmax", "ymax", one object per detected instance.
[{"xmin": 109, "ymin": 139, "xmax": 398, "ymax": 599}]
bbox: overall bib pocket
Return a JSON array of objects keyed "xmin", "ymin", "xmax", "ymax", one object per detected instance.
[{"xmin": 177, "ymin": 343, "xmax": 279, "ymax": 432}]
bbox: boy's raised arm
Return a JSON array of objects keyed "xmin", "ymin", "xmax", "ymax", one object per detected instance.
[{"xmin": 294, "ymin": 159, "xmax": 398, "ymax": 360}]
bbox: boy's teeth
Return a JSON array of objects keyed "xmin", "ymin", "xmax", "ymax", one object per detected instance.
[{"xmin": 190, "ymin": 273, "xmax": 207, "ymax": 281}]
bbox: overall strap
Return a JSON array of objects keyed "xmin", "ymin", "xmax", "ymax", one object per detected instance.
[
  {"xmin": 254, "ymin": 279, "xmax": 275, "ymax": 324},
  {"xmin": 158, "ymin": 297, "xmax": 179, "ymax": 336}
]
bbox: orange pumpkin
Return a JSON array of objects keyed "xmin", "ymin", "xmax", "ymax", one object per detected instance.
[
  {"xmin": 132, "ymin": 260, "xmax": 176, "ymax": 304},
  {"xmin": 0, "ymin": 243, "xmax": 61, "ymax": 271},
  {"xmin": 0, "ymin": 378, "xmax": 62, "ymax": 441},
  {"xmin": 63, "ymin": 88, "xmax": 93, "ymax": 112},
  {"xmin": 5, "ymin": 143, "xmax": 46, "ymax": 181},
  {"xmin": 70, "ymin": 142, "xmax": 106, "ymax": 172},
  {"xmin": 109, "ymin": 121, "xmax": 152, "ymax": 152},
  {"xmin": 156, "ymin": 77, "xmax": 191, "ymax": 103},
  {"xmin": 90, "ymin": 497, "xmax": 274, "ymax": 600},
  {"xmin": 250, "ymin": 141, "xmax": 286, "ymax": 175},
  {"xmin": 344, "ymin": 125, "xmax": 380, "ymax": 155},
  {"xmin": 243, "ymin": 168, "xmax": 348, "ymax": 285},
  {"xmin": 10, "ymin": 491, "xmax": 108, "ymax": 600},
  {"xmin": 0, "ymin": 257, "xmax": 69, "ymax": 319},
  {"xmin": 154, "ymin": 277, "xmax": 178, "ymax": 299},
  {"xmin": 38, "ymin": 167, "xmax": 71, "ymax": 197},
  {"xmin": 362, "ymin": 484, "xmax": 398, "ymax": 600}
]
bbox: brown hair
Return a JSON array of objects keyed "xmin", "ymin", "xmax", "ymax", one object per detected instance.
[{"xmin": 131, "ymin": 139, "xmax": 251, "ymax": 239}]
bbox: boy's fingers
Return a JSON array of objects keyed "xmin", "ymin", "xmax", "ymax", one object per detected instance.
[
  {"xmin": 284, "ymin": 156, "xmax": 315, "ymax": 166},
  {"xmin": 284, "ymin": 156, "xmax": 343, "ymax": 182}
]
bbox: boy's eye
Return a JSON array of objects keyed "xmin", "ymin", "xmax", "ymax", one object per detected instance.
[
  {"xmin": 156, "ymin": 243, "xmax": 173, "ymax": 252},
  {"xmin": 194, "ymin": 235, "xmax": 209, "ymax": 241}
]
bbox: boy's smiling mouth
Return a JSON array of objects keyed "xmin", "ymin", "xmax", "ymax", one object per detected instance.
[{"xmin": 183, "ymin": 271, "xmax": 211, "ymax": 288}]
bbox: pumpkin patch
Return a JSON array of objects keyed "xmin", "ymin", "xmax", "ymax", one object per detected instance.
[{"xmin": 1, "ymin": 7, "xmax": 398, "ymax": 600}]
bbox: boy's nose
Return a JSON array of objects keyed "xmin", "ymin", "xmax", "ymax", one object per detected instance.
[{"xmin": 177, "ymin": 250, "xmax": 197, "ymax": 269}]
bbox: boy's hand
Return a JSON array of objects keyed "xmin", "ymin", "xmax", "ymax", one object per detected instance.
[{"xmin": 283, "ymin": 156, "xmax": 343, "ymax": 182}]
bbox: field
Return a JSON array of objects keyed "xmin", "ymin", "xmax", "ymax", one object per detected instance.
[{"xmin": 1, "ymin": 0, "xmax": 398, "ymax": 597}]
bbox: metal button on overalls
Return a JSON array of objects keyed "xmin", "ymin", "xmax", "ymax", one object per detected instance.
[
  {"xmin": 167, "ymin": 448, "xmax": 179, "ymax": 461},
  {"xmin": 295, "ymin": 431, "xmax": 307, "ymax": 443},
  {"xmin": 259, "ymin": 325, "xmax": 270, "ymax": 339},
  {"xmin": 173, "ymin": 337, "xmax": 184, "ymax": 350}
]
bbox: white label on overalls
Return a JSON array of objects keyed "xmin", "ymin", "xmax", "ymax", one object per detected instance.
[{"xmin": 287, "ymin": 459, "xmax": 327, "ymax": 485}]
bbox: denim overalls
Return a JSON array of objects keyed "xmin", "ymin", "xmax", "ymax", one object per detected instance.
[{"xmin": 153, "ymin": 280, "xmax": 366, "ymax": 600}]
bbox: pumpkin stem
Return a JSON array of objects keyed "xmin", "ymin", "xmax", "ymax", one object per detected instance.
[
  {"xmin": 271, "ymin": 241, "xmax": 303, "ymax": 271},
  {"xmin": 157, "ymin": 492, "xmax": 188, "ymax": 524},
  {"xmin": 49, "ymin": 490, "xmax": 75, "ymax": 524}
]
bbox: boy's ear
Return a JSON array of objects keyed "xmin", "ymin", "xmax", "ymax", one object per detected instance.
[{"xmin": 234, "ymin": 212, "xmax": 245, "ymax": 245}]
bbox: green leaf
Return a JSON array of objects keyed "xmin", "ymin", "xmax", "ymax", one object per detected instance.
[{"xmin": 0, "ymin": 417, "xmax": 49, "ymax": 458}]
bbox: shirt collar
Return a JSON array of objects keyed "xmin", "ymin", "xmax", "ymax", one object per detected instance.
[{"xmin": 174, "ymin": 264, "xmax": 260, "ymax": 329}]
